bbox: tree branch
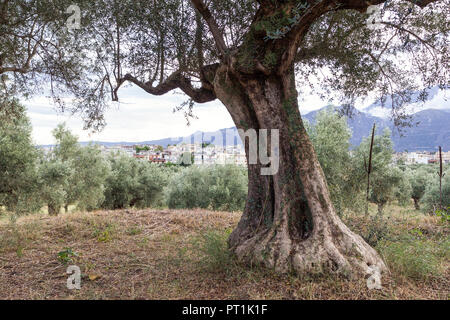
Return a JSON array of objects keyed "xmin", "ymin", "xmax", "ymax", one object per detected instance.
[
  {"xmin": 116, "ymin": 66, "xmax": 218, "ymax": 104},
  {"xmin": 190, "ymin": 0, "xmax": 227, "ymax": 58}
]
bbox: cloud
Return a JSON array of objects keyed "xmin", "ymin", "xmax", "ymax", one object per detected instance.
[{"xmin": 24, "ymin": 83, "xmax": 331, "ymax": 145}]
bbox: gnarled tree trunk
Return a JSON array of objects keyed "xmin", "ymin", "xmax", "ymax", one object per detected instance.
[{"xmin": 214, "ymin": 64, "xmax": 387, "ymax": 277}]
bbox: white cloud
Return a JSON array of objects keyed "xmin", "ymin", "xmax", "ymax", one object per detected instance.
[{"xmin": 24, "ymin": 83, "xmax": 332, "ymax": 145}]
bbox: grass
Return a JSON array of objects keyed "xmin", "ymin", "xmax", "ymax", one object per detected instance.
[
  {"xmin": 0, "ymin": 205, "xmax": 448, "ymax": 300},
  {"xmin": 377, "ymin": 239, "xmax": 448, "ymax": 281}
]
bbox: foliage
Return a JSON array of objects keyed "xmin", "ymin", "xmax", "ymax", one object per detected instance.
[
  {"xmin": 50, "ymin": 124, "xmax": 80, "ymax": 211},
  {"xmin": 38, "ymin": 157, "xmax": 73, "ymax": 215},
  {"xmin": 353, "ymin": 128, "xmax": 403, "ymax": 214},
  {"xmin": 0, "ymin": 99, "xmax": 41, "ymax": 215},
  {"xmin": 57, "ymin": 247, "xmax": 79, "ymax": 264},
  {"xmin": 435, "ymin": 206, "xmax": 450, "ymax": 223},
  {"xmin": 177, "ymin": 152, "xmax": 195, "ymax": 167},
  {"xmin": 394, "ymin": 171, "xmax": 413, "ymax": 206},
  {"xmin": 191, "ymin": 228, "xmax": 235, "ymax": 273},
  {"xmin": 406, "ymin": 165, "xmax": 434, "ymax": 209},
  {"xmin": 363, "ymin": 214, "xmax": 392, "ymax": 247},
  {"xmin": 166, "ymin": 165, "xmax": 247, "ymax": 211},
  {"xmin": 39, "ymin": 124, "xmax": 109, "ymax": 214},
  {"xmin": 72, "ymin": 145, "xmax": 110, "ymax": 211},
  {"xmin": 102, "ymin": 153, "xmax": 175, "ymax": 209},
  {"xmin": 92, "ymin": 222, "xmax": 116, "ymax": 242},
  {"xmin": 135, "ymin": 145, "xmax": 150, "ymax": 153},
  {"xmin": 422, "ymin": 167, "xmax": 450, "ymax": 213},
  {"xmin": 0, "ymin": 1, "xmax": 446, "ymax": 129},
  {"xmin": 305, "ymin": 107, "xmax": 355, "ymax": 215},
  {"xmin": 134, "ymin": 161, "xmax": 175, "ymax": 208}
]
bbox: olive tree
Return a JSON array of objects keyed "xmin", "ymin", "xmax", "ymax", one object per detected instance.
[
  {"xmin": 71, "ymin": 144, "xmax": 110, "ymax": 211},
  {"xmin": 1, "ymin": 0, "xmax": 448, "ymax": 276},
  {"xmin": 422, "ymin": 167, "xmax": 450, "ymax": 213},
  {"xmin": 166, "ymin": 164, "xmax": 248, "ymax": 211},
  {"xmin": 407, "ymin": 166, "xmax": 433, "ymax": 209},
  {"xmin": 53, "ymin": 124, "xmax": 109, "ymax": 211},
  {"xmin": 0, "ymin": 99, "xmax": 41, "ymax": 215},
  {"xmin": 305, "ymin": 107, "xmax": 354, "ymax": 215},
  {"xmin": 353, "ymin": 128, "xmax": 403, "ymax": 214}
]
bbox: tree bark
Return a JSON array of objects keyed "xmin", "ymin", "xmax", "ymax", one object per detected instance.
[
  {"xmin": 377, "ymin": 202, "xmax": 385, "ymax": 216},
  {"xmin": 48, "ymin": 203, "xmax": 60, "ymax": 216},
  {"xmin": 213, "ymin": 64, "xmax": 387, "ymax": 277},
  {"xmin": 413, "ymin": 198, "xmax": 420, "ymax": 210}
]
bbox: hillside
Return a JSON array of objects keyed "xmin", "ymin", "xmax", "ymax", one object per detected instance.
[{"xmin": 0, "ymin": 207, "xmax": 448, "ymax": 300}]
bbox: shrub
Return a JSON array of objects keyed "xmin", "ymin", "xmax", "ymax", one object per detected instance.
[
  {"xmin": 57, "ymin": 247, "xmax": 79, "ymax": 264},
  {"xmin": 406, "ymin": 166, "xmax": 433, "ymax": 210},
  {"xmin": 305, "ymin": 108, "xmax": 355, "ymax": 216},
  {"xmin": 102, "ymin": 153, "xmax": 176, "ymax": 209},
  {"xmin": 165, "ymin": 164, "xmax": 247, "ymax": 211},
  {"xmin": 191, "ymin": 228, "xmax": 235, "ymax": 273},
  {"xmin": 362, "ymin": 214, "xmax": 392, "ymax": 247}
]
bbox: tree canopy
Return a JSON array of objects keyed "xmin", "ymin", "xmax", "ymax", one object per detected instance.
[{"xmin": 0, "ymin": 0, "xmax": 448, "ymax": 128}]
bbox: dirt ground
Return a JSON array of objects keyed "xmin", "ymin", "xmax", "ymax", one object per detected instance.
[{"xmin": 0, "ymin": 207, "xmax": 448, "ymax": 299}]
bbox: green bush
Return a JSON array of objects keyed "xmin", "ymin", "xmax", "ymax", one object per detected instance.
[
  {"xmin": 305, "ymin": 108, "xmax": 355, "ymax": 216},
  {"xmin": 165, "ymin": 164, "xmax": 247, "ymax": 211},
  {"xmin": 57, "ymin": 247, "xmax": 79, "ymax": 264},
  {"xmin": 406, "ymin": 166, "xmax": 433, "ymax": 210},
  {"xmin": 102, "ymin": 153, "xmax": 177, "ymax": 209}
]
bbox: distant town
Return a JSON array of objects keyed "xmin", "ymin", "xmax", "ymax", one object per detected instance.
[
  {"xmin": 41, "ymin": 142, "xmax": 450, "ymax": 166},
  {"xmin": 394, "ymin": 151, "xmax": 450, "ymax": 165},
  {"xmin": 42, "ymin": 142, "xmax": 247, "ymax": 166}
]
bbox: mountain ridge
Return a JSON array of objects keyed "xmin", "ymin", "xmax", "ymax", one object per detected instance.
[{"xmin": 40, "ymin": 107, "xmax": 449, "ymax": 152}]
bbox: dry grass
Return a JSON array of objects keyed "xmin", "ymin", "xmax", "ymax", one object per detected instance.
[{"xmin": 0, "ymin": 207, "xmax": 448, "ymax": 300}]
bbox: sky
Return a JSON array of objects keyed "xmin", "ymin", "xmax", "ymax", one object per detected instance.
[
  {"xmin": 23, "ymin": 82, "xmax": 450, "ymax": 145},
  {"xmin": 24, "ymin": 84, "xmax": 338, "ymax": 145}
]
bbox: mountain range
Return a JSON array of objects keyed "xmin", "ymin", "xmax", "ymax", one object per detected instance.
[{"xmin": 303, "ymin": 107, "xmax": 450, "ymax": 152}]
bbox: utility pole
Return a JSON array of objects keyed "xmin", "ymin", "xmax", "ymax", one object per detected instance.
[
  {"xmin": 365, "ymin": 123, "xmax": 376, "ymax": 215},
  {"xmin": 438, "ymin": 146, "xmax": 444, "ymax": 210}
]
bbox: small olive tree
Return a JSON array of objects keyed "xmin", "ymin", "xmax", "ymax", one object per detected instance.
[
  {"xmin": 0, "ymin": 99, "xmax": 41, "ymax": 215},
  {"xmin": 38, "ymin": 157, "xmax": 73, "ymax": 215},
  {"xmin": 353, "ymin": 128, "xmax": 404, "ymax": 214},
  {"xmin": 166, "ymin": 164, "xmax": 248, "ymax": 211},
  {"xmin": 305, "ymin": 107, "xmax": 355, "ymax": 216},
  {"xmin": 422, "ymin": 167, "xmax": 450, "ymax": 213},
  {"xmin": 407, "ymin": 166, "xmax": 433, "ymax": 210},
  {"xmin": 40, "ymin": 124, "xmax": 109, "ymax": 214}
]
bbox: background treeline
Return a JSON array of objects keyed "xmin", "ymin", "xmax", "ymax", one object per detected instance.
[{"xmin": 1, "ymin": 100, "xmax": 448, "ymax": 217}]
